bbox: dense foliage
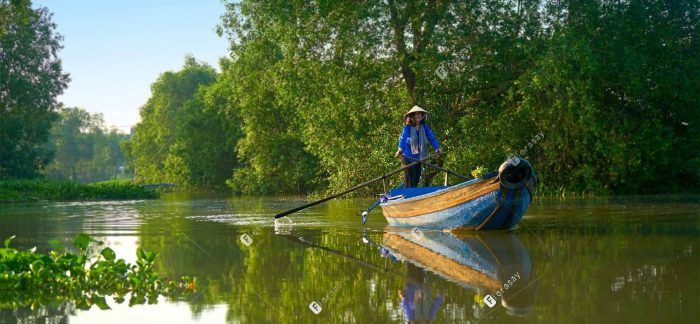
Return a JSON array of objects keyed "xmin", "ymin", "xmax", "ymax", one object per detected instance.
[
  {"xmin": 0, "ymin": 234, "xmax": 196, "ymax": 309},
  {"xmin": 209, "ymin": 0, "xmax": 700, "ymax": 195},
  {"xmin": 0, "ymin": 179, "xmax": 156, "ymax": 202},
  {"xmin": 123, "ymin": 56, "xmax": 241, "ymax": 190},
  {"xmin": 0, "ymin": 0, "xmax": 69, "ymax": 178},
  {"xmin": 45, "ymin": 107, "xmax": 131, "ymax": 182},
  {"xmin": 126, "ymin": 0, "xmax": 699, "ymax": 195},
  {"xmin": 6, "ymin": 0, "xmax": 694, "ymax": 195}
]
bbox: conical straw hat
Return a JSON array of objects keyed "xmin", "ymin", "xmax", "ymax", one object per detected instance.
[{"xmin": 404, "ymin": 105, "xmax": 428, "ymax": 116}]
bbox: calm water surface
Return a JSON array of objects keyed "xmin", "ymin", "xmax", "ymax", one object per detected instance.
[{"xmin": 0, "ymin": 194, "xmax": 698, "ymax": 323}]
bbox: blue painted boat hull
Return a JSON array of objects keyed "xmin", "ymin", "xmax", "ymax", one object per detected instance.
[
  {"xmin": 380, "ymin": 158, "xmax": 536, "ymax": 231},
  {"xmin": 383, "ymin": 187, "xmax": 531, "ymax": 230}
]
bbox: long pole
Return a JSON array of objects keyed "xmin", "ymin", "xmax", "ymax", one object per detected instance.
[{"xmin": 274, "ymin": 154, "xmax": 437, "ymax": 219}]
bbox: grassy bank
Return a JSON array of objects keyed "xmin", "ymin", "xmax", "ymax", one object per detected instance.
[{"xmin": 0, "ymin": 179, "xmax": 158, "ymax": 202}]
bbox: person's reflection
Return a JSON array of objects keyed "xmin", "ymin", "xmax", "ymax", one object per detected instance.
[{"xmin": 398, "ymin": 263, "xmax": 443, "ymax": 323}]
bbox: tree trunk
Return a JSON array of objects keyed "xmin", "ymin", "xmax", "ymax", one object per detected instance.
[{"xmin": 387, "ymin": 0, "xmax": 416, "ymax": 104}]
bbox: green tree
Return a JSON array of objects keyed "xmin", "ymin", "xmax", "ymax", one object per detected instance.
[
  {"xmin": 218, "ymin": 0, "xmax": 545, "ymax": 194},
  {"xmin": 216, "ymin": 0, "xmax": 699, "ymax": 195},
  {"xmin": 45, "ymin": 107, "xmax": 129, "ymax": 182},
  {"xmin": 125, "ymin": 57, "xmax": 240, "ymax": 189},
  {"xmin": 492, "ymin": 0, "xmax": 700, "ymax": 193},
  {"xmin": 0, "ymin": 0, "xmax": 69, "ymax": 178},
  {"xmin": 216, "ymin": 43, "xmax": 321, "ymax": 195}
]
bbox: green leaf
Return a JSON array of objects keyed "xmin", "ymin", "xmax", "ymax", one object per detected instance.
[
  {"xmin": 48, "ymin": 239, "xmax": 64, "ymax": 251},
  {"xmin": 136, "ymin": 247, "xmax": 146, "ymax": 260},
  {"xmin": 145, "ymin": 251, "xmax": 157, "ymax": 262},
  {"xmin": 30, "ymin": 260, "xmax": 43, "ymax": 273},
  {"xmin": 92, "ymin": 296, "xmax": 111, "ymax": 310},
  {"xmin": 100, "ymin": 247, "xmax": 116, "ymax": 261},
  {"xmin": 75, "ymin": 298, "xmax": 91, "ymax": 310},
  {"xmin": 73, "ymin": 233, "xmax": 92, "ymax": 251},
  {"xmin": 4, "ymin": 235, "xmax": 15, "ymax": 248}
]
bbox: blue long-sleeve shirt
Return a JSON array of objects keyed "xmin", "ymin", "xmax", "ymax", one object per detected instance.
[
  {"xmin": 401, "ymin": 283, "xmax": 443, "ymax": 321},
  {"xmin": 397, "ymin": 123, "xmax": 440, "ymax": 160}
]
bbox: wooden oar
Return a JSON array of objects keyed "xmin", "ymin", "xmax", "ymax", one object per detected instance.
[
  {"xmin": 403, "ymin": 156, "xmax": 471, "ymax": 181},
  {"xmin": 274, "ymin": 154, "xmax": 437, "ymax": 219}
]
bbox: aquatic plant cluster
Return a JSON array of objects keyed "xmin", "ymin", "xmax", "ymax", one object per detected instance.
[
  {"xmin": 0, "ymin": 180, "xmax": 157, "ymax": 202},
  {"xmin": 0, "ymin": 234, "xmax": 196, "ymax": 309}
]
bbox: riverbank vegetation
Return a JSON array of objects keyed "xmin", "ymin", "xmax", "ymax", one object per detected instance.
[
  {"xmin": 0, "ymin": 179, "xmax": 156, "ymax": 203},
  {"xmin": 2, "ymin": 0, "xmax": 698, "ymax": 197},
  {"xmin": 1, "ymin": 2, "xmax": 136, "ymax": 199},
  {"xmin": 126, "ymin": 0, "xmax": 699, "ymax": 195},
  {"xmin": 45, "ymin": 107, "xmax": 132, "ymax": 183},
  {"xmin": 0, "ymin": 234, "xmax": 196, "ymax": 309}
]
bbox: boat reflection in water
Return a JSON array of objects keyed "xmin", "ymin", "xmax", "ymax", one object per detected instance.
[{"xmin": 380, "ymin": 228, "xmax": 537, "ymax": 319}]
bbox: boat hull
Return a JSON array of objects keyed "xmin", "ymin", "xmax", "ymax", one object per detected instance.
[
  {"xmin": 380, "ymin": 158, "xmax": 535, "ymax": 231},
  {"xmin": 383, "ymin": 187, "xmax": 530, "ymax": 230}
]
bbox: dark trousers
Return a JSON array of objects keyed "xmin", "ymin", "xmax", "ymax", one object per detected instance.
[{"xmin": 402, "ymin": 157, "xmax": 422, "ymax": 188}]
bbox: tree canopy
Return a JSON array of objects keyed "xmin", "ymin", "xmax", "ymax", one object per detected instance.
[
  {"xmin": 44, "ymin": 107, "xmax": 130, "ymax": 183},
  {"xmin": 102, "ymin": 0, "xmax": 700, "ymax": 195},
  {"xmin": 207, "ymin": 0, "xmax": 700, "ymax": 194},
  {"xmin": 0, "ymin": 0, "xmax": 69, "ymax": 178},
  {"xmin": 124, "ymin": 57, "xmax": 241, "ymax": 190}
]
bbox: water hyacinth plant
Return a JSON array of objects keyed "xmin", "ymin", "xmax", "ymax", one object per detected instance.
[{"xmin": 0, "ymin": 234, "xmax": 196, "ymax": 309}]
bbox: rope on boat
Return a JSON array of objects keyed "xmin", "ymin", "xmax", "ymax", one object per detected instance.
[
  {"xmin": 476, "ymin": 188, "xmax": 522, "ymax": 230},
  {"xmin": 475, "ymin": 190, "xmax": 508, "ymax": 230}
]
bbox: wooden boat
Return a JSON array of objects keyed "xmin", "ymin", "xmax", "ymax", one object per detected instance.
[
  {"xmin": 381, "ymin": 229, "xmax": 536, "ymax": 316},
  {"xmin": 380, "ymin": 157, "xmax": 536, "ymax": 231}
]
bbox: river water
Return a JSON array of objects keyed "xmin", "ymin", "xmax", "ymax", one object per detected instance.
[{"xmin": 0, "ymin": 194, "xmax": 698, "ymax": 323}]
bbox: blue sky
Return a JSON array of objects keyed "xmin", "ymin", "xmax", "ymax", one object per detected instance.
[{"xmin": 33, "ymin": 0, "xmax": 230, "ymax": 131}]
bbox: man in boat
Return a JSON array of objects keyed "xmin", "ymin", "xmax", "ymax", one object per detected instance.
[{"xmin": 394, "ymin": 106, "xmax": 442, "ymax": 188}]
